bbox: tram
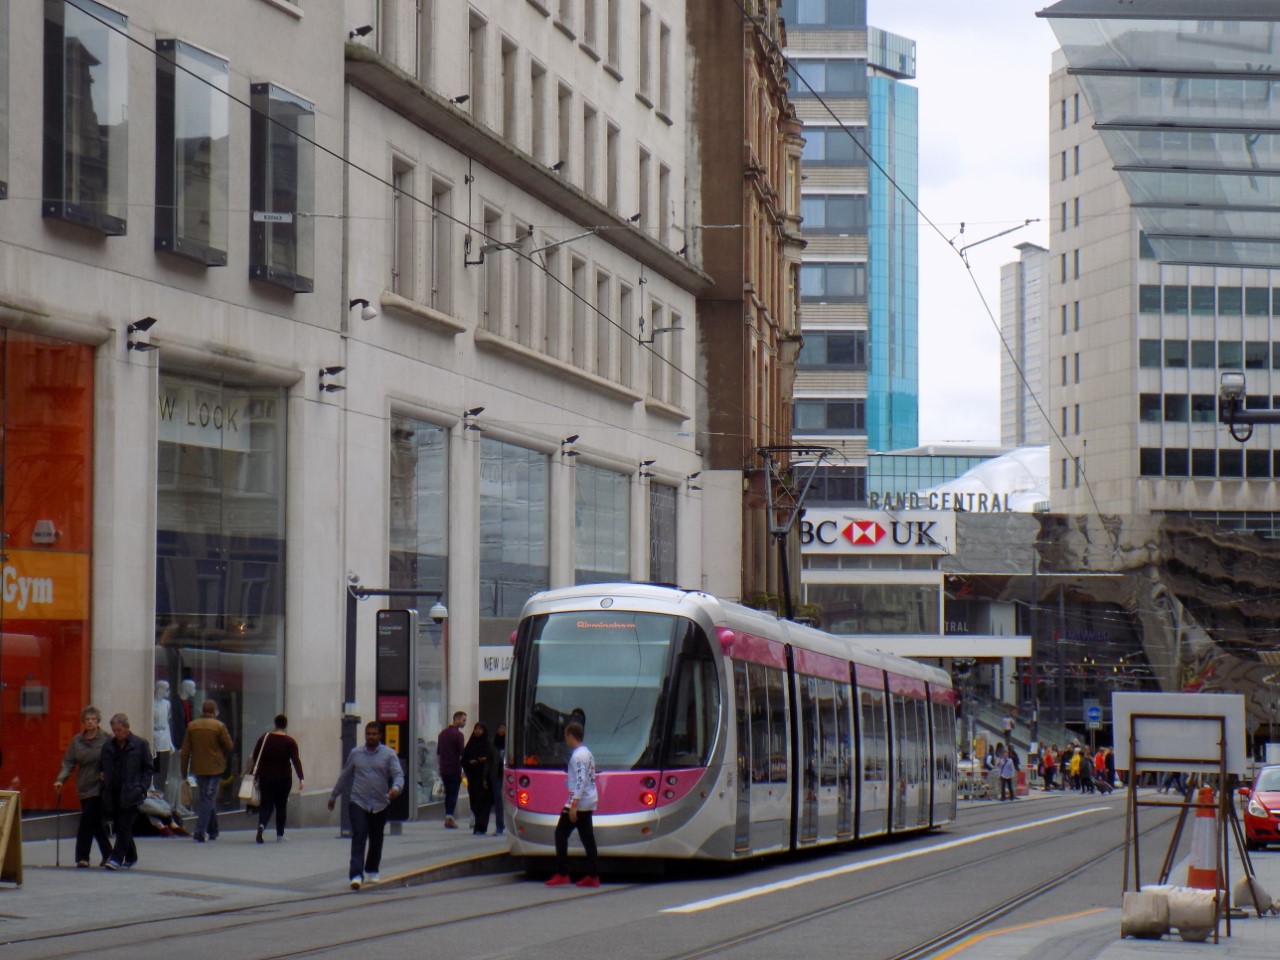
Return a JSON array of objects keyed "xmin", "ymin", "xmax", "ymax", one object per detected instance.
[{"xmin": 504, "ymin": 583, "xmax": 957, "ymax": 862}]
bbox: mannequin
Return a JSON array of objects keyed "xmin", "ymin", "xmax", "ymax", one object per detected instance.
[
  {"xmin": 171, "ymin": 679, "xmax": 197, "ymax": 814},
  {"xmin": 153, "ymin": 680, "xmax": 174, "ymax": 794}
]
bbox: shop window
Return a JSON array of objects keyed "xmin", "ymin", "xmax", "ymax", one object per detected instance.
[
  {"xmin": 1218, "ymin": 286, "xmax": 1242, "ymax": 314},
  {"xmin": 155, "ymin": 41, "xmax": 229, "ymax": 265},
  {"xmin": 479, "ymin": 438, "xmax": 549, "ymax": 620},
  {"xmin": 43, "ymin": 0, "xmax": 129, "ymax": 234},
  {"xmin": 649, "ymin": 482, "xmax": 677, "ymax": 583},
  {"xmin": 1140, "ymin": 448, "xmax": 1162, "ymax": 477},
  {"xmin": 1161, "ymin": 448, "xmax": 1186, "ymax": 476},
  {"xmin": 1219, "ymin": 449, "xmax": 1244, "ymax": 478},
  {"xmin": 248, "ymin": 84, "xmax": 315, "ymax": 293}
]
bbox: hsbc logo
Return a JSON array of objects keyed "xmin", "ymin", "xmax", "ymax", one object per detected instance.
[
  {"xmin": 799, "ymin": 511, "xmax": 952, "ymax": 555},
  {"xmin": 842, "ymin": 520, "xmax": 884, "ymax": 546}
]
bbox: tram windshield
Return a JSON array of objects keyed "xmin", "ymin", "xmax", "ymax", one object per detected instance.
[{"xmin": 513, "ymin": 610, "xmax": 719, "ymax": 769}]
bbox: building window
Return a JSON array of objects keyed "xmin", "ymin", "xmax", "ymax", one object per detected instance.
[
  {"xmin": 1073, "ymin": 457, "xmax": 1081, "ymax": 488},
  {"xmin": 248, "ymin": 83, "xmax": 315, "ymax": 293},
  {"xmin": 429, "ymin": 179, "xmax": 451, "ymax": 312},
  {"xmin": 1165, "ymin": 448, "xmax": 1189, "ymax": 476},
  {"xmin": 646, "ymin": 300, "xmax": 666, "ymax": 399},
  {"xmin": 1073, "ymin": 92, "xmax": 1079, "ymax": 122},
  {"xmin": 1061, "ymin": 407, "xmax": 1068, "ymax": 435},
  {"xmin": 1139, "ymin": 339, "xmax": 1161, "ymax": 368},
  {"xmin": 1163, "ymin": 285, "xmax": 1188, "ymax": 313},
  {"xmin": 388, "ymin": 416, "xmax": 449, "ymax": 734},
  {"xmin": 1073, "ymin": 301, "xmax": 1080, "ymax": 330},
  {"xmin": 1191, "ymin": 394, "xmax": 1216, "ymax": 423},
  {"xmin": 468, "ymin": 13, "xmax": 487, "ymax": 125},
  {"xmin": 1073, "ymin": 197, "xmax": 1080, "ymax": 227},
  {"xmin": 649, "ymin": 483, "xmax": 677, "ymax": 583},
  {"xmin": 1061, "ymin": 355, "xmax": 1068, "ymax": 386},
  {"xmin": 1061, "ymin": 98, "xmax": 1067, "ymax": 129},
  {"xmin": 482, "ymin": 208, "xmax": 503, "ymax": 334},
  {"xmin": 794, "ymin": 398, "xmax": 866, "ymax": 434},
  {"xmin": 1246, "ymin": 341, "xmax": 1269, "ymax": 369},
  {"xmin": 1191, "ymin": 448, "xmax": 1215, "ymax": 477},
  {"xmin": 1219, "ymin": 449, "xmax": 1244, "ymax": 478},
  {"xmin": 1074, "ymin": 404, "xmax": 1080, "ymax": 434},
  {"xmin": 1164, "ymin": 394, "xmax": 1188, "ymax": 422},
  {"xmin": 780, "ymin": 0, "xmax": 867, "ymax": 28},
  {"xmin": 1164, "ymin": 340, "xmax": 1187, "ymax": 368},
  {"xmin": 1140, "ymin": 448, "xmax": 1162, "ymax": 477},
  {"xmin": 606, "ymin": 0, "xmax": 620, "ymax": 68},
  {"xmin": 639, "ymin": 3, "xmax": 652, "ymax": 100},
  {"xmin": 1061, "ymin": 304, "xmax": 1068, "ymax": 335},
  {"xmin": 582, "ymin": 102, "xmax": 599, "ymax": 198},
  {"xmin": 1190, "ymin": 285, "xmax": 1215, "ymax": 314},
  {"xmin": 501, "ymin": 38, "xmax": 518, "ymax": 143},
  {"xmin": 637, "ymin": 146, "xmax": 651, "ymax": 227},
  {"xmin": 1247, "ymin": 449, "xmax": 1270, "ymax": 478},
  {"xmin": 1072, "ymin": 249, "xmax": 1080, "ymax": 279},
  {"xmin": 583, "ymin": 0, "xmax": 598, "ymax": 49},
  {"xmin": 1246, "ymin": 286, "xmax": 1270, "ymax": 316},
  {"xmin": 557, "ymin": 83, "xmax": 573, "ymax": 178},
  {"xmin": 802, "ymin": 194, "xmax": 868, "ymax": 233},
  {"xmin": 1139, "ymin": 394, "xmax": 1161, "ymax": 422},
  {"xmin": 789, "ymin": 58, "xmax": 868, "ymax": 97},
  {"xmin": 479, "ymin": 439, "xmax": 549, "ymax": 623},
  {"xmin": 618, "ymin": 282, "xmax": 633, "ymax": 388},
  {"xmin": 1060, "ymin": 151, "xmax": 1067, "ymax": 180},
  {"xmin": 571, "ymin": 257, "xmax": 588, "ymax": 369},
  {"xmin": 658, "ymin": 163, "xmax": 670, "ymax": 245},
  {"xmin": 155, "ymin": 41, "xmax": 229, "ymax": 265},
  {"xmin": 543, "ymin": 245, "xmax": 562, "ymax": 359},
  {"xmin": 800, "ymin": 263, "xmax": 867, "ymax": 301},
  {"xmin": 530, "ymin": 61, "xmax": 547, "ymax": 163},
  {"xmin": 800, "ymin": 126, "xmax": 868, "ymax": 166},
  {"xmin": 391, "ymin": 157, "xmax": 416, "ymax": 297},
  {"xmin": 1073, "ymin": 144, "xmax": 1080, "ymax": 174},
  {"xmin": 1191, "ymin": 340, "xmax": 1215, "ymax": 368},
  {"xmin": 43, "ymin": 0, "xmax": 129, "ymax": 234},
  {"xmin": 515, "ymin": 220, "xmax": 534, "ymax": 347},
  {"xmin": 1060, "ymin": 254, "xmax": 1067, "ymax": 283},
  {"xmin": 1073, "ymin": 352, "xmax": 1080, "ymax": 383},
  {"xmin": 1060, "ymin": 458, "xmax": 1067, "ymax": 488},
  {"xmin": 1139, "ymin": 285, "xmax": 1162, "ymax": 313},
  {"xmin": 804, "ymin": 465, "xmax": 867, "ymax": 504},
  {"xmin": 797, "ymin": 330, "xmax": 867, "ymax": 369},
  {"xmin": 575, "ymin": 463, "xmax": 630, "ymax": 584},
  {"xmin": 1219, "ymin": 341, "xmax": 1242, "ymax": 369},
  {"xmin": 1218, "ymin": 286, "xmax": 1242, "ymax": 314},
  {"xmin": 1060, "ymin": 202, "xmax": 1067, "ymax": 232},
  {"xmin": 658, "ymin": 21, "xmax": 671, "ymax": 114},
  {"xmin": 595, "ymin": 271, "xmax": 613, "ymax": 377},
  {"xmin": 605, "ymin": 121, "xmax": 620, "ymax": 212}
]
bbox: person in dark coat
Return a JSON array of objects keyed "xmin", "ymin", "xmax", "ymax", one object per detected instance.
[
  {"xmin": 437, "ymin": 710, "xmax": 466, "ymax": 828},
  {"xmin": 489, "ymin": 722, "xmax": 507, "ymax": 837},
  {"xmin": 249, "ymin": 714, "xmax": 305, "ymax": 843},
  {"xmin": 99, "ymin": 713, "xmax": 154, "ymax": 869},
  {"xmin": 462, "ymin": 722, "xmax": 494, "ymax": 835},
  {"xmin": 53, "ymin": 705, "xmax": 113, "ymax": 867}
]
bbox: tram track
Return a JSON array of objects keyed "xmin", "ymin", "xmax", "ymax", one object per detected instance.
[{"xmin": 6, "ymin": 795, "xmax": 1146, "ymax": 960}]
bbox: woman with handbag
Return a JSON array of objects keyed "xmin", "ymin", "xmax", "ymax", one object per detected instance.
[
  {"xmin": 248, "ymin": 714, "xmax": 305, "ymax": 843},
  {"xmin": 461, "ymin": 722, "xmax": 493, "ymax": 835}
]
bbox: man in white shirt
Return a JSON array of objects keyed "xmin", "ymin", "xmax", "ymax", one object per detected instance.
[{"xmin": 544, "ymin": 721, "xmax": 599, "ymax": 888}]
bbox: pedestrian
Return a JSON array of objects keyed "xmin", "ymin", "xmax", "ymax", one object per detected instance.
[
  {"xmin": 1041, "ymin": 745, "xmax": 1056, "ymax": 791},
  {"xmin": 1001, "ymin": 710, "xmax": 1015, "ymax": 740},
  {"xmin": 99, "ymin": 713, "xmax": 154, "ymax": 869},
  {"xmin": 249, "ymin": 714, "xmax": 305, "ymax": 843},
  {"xmin": 490, "ymin": 721, "xmax": 507, "ymax": 837},
  {"xmin": 544, "ymin": 721, "xmax": 599, "ymax": 887},
  {"xmin": 997, "ymin": 744, "xmax": 1016, "ymax": 801},
  {"xmin": 437, "ymin": 710, "xmax": 466, "ymax": 829},
  {"xmin": 462, "ymin": 722, "xmax": 494, "ymax": 835},
  {"xmin": 329, "ymin": 722, "xmax": 404, "ymax": 890},
  {"xmin": 53, "ymin": 705, "xmax": 114, "ymax": 868},
  {"xmin": 180, "ymin": 699, "xmax": 233, "ymax": 842}
]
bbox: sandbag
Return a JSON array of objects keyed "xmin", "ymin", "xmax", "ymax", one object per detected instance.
[
  {"xmin": 1233, "ymin": 875, "xmax": 1274, "ymax": 916},
  {"xmin": 1121, "ymin": 891, "xmax": 1169, "ymax": 939},
  {"xmin": 1166, "ymin": 885, "xmax": 1220, "ymax": 942}
]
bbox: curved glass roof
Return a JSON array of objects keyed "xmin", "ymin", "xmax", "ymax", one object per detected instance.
[{"xmin": 1039, "ymin": 0, "xmax": 1280, "ymax": 266}]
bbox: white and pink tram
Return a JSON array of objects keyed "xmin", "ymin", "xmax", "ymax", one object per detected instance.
[{"xmin": 504, "ymin": 583, "xmax": 957, "ymax": 862}]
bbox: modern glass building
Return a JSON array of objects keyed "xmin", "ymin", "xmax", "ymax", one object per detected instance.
[{"xmin": 784, "ymin": 1, "xmax": 919, "ymax": 507}]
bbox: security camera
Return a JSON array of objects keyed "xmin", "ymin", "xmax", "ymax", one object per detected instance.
[
  {"xmin": 428, "ymin": 600, "xmax": 449, "ymax": 625},
  {"xmin": 346, "ymin": 572, "xmax": 360, "ymax": 586}
]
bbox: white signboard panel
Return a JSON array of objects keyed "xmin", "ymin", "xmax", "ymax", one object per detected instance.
[
  {"xmin": 1111, "ymin": 692, "xmax": 1248, "ymax": 776},
  {"xmin": 478, "ymin": 645, "xmax": 514, "ymax": 682},
  {"xmin": 799, "ymin": 509, "xmax": 956, "ymax": 557}
]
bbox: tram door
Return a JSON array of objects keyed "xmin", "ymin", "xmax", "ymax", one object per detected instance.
[{"xmin": 737, "ymin": 661, "xmax": 789, "ymax": 853}]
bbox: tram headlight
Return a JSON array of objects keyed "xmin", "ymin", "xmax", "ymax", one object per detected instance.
[
  {"xmin": 518, "ymin": 775, "xmax": 530, "ymax": 787},
  {"xmin": 643, "ymin": 776, "xmax": 656, "ymax": 789},
  {"xmin": 666, "ymin": 775, "xmax": 678, "ymax": 786},
  {"xmin": 641, "ymin": 791, "xmax": 656, "ymax": 807}
]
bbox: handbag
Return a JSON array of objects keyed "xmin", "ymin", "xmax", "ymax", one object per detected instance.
[{"xmin": 239, "ymin": 732, "xmax": 269, "ymax": 807}]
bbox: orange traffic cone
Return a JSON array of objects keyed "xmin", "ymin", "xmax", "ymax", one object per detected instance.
[{"xmin": 1186, "ymin": 785, "xmax": 1220, "ymax": 891}]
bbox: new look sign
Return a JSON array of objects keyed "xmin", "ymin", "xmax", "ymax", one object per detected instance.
[{"xmin": 799, "ymin": 509, "xmax": 956, "ymax": 556}]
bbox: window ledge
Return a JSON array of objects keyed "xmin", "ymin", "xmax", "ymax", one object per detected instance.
[
  {"xmin": 554, "ymin": 19, "xmax": 577, "ymax": 41},
  {"xmin": 379, "ymin": 290, "xmax": 467, "ymax": 335},
  {"xmin": 643, "ymin": 396, "xmax": 690, "ymax": 421},
  {"xmin": 474, "ymin": 328, "xmax": 643, "ymax": 403},
  {"xmin": 257, "ymin": 0, "xmax": 302, "ymax": 19},
  {"xmin": 655, "ymin": 108, "xmax": 673, "ymax": 126},
  {"xmin": 580, "ymin": 41, "xmax": 601, "ymax": 62},
  {"xmin": 527, "ymin": 0, "xmax": 550, "ymax": 14},
  {"xmin": 603, "ymin": 62, "xmax": 623, "ymax": 82},
  {"xmin": 635, "ymin": 90, "xmax": 653, "ymax": 109}
]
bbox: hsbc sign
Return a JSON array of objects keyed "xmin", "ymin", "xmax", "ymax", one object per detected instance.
[{"xmin": 799, "ymin": 509, "xmax": 956, "ymax": 556}]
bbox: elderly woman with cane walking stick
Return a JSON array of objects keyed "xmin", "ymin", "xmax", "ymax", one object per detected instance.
[{"xmin": 54, "ymin": 706, "xmax": 114, "ymax": 868}]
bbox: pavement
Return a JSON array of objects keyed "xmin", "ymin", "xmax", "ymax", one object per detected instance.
[{"xmin": 2, "ymin": 790, "xmax": 1278, "ymax": 958}]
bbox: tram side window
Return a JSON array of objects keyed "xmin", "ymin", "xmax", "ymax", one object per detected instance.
[
  {"xmin": 835, "ymin": 681, "xmax": 852, "ymax": 791},
  {"xmin": 913, "ymin": 698, "xmax": 930, "ymax": 783},
  {"xmin": 817, "ymin": 679, "xmax": 838, "ymax": 787},
  {"xmin": 748, "ymin": 663, "xmax": 771, "ymax": 782},
  {"xmin": 665, "ymin": 652, "xmax": 720, "ymax": 767},
  {"xmin": 932, "ymin": 700, "xmax": 955, "ymax": 781},
  {"xmin": 800, "ymin": 678, "xmax": 818, "ymax": 793},
  {"xmin": 860, "ymin": 688, "xmax": 886, "ymax": 781},
  {"xmin": 891, "ymin": 694, "xmax": 912, "ymax": 785},
  {"xmin": 766, "ymin": 665, "xmax": 788, "ymax": 782}
]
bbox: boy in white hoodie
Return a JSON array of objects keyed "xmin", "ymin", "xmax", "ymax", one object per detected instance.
[{"xmin": 545, "ymin": 721, "xmax": 599, "ymax": 888}]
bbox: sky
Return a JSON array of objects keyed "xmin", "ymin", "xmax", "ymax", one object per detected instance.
[{"xmin": 870, "ymin": 1, "xmax": 1062, "ymax": 445}]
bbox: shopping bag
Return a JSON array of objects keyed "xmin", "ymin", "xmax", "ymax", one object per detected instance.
[{"xmin": 238, "ymin": 774, "xmax": 260, "ymax": 807}]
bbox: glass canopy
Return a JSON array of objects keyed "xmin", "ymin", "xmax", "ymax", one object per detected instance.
[{"xmin": 1039, "ymin": 0, "xmax": 1280, "ymax": 266}]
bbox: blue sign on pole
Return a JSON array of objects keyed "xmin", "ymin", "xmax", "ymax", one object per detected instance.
[{"xmin": 1086, "ymin": 704, "xmax": 1103, "ymax": 726}]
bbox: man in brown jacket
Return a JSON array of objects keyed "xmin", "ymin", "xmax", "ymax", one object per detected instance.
[{"xmin": 181, "ymin": 699, "xmax": 233, "ymax": 842}]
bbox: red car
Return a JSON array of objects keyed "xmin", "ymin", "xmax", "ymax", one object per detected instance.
[{"xmin": 1240, "ymin": 765, "xmax": 1280, "ymax": 849}]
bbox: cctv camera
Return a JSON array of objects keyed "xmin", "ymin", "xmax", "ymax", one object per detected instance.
[
  {"xmin": 346, "ymin": 572, "xmax": 360, "ymax": 586},
  {"xmin": 428, "ymin": 600, "xmax": 449, "ymax": 624}
]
